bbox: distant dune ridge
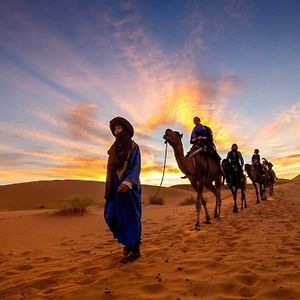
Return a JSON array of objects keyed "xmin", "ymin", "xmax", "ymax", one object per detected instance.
[
  {"xmin": 0, "ymin": 176, "xmax": 295, "ymax": 211},
  {"xmin": 0, "ymin": 175, "xmax": 300, "ymax": 299},
  {"xmin": 0, "ymin": 180, "xmax": 105, "ymax": 211},
  {"xmin": 0, "ymin": 180, "xmax": 197, "ymax": 211},
  {"xmin": 292, "ymin": 174, "xmax": 300, "ymax": 181}
]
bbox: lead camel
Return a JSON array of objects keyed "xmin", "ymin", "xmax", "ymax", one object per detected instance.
[{"xmin": 163, "ymin": 129, "xmax": 222, "ymax": 231}]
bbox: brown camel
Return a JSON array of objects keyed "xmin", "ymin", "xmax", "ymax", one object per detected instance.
[
  {"xmin": 222, "ymin": 159, "xmax": 247, "ymax": 212},
  {"xmin": 262, "ymin": 159, "xmax": 276, "ymax": 197},
  {"xmin": 265, "ymin": 168, "xmax": 276, "ymax": 197},
  {"xmin": 245, "ymin": 164, "xmax": 267, "ymax": 203},
  {"xmin": 163, "ymin": 129, "xmax": 222, "ymax": 231}
]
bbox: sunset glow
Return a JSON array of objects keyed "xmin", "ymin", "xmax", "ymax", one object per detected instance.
[{"xmin": 0, "ymin": 0, "xmax": 300, "ymax": 186}]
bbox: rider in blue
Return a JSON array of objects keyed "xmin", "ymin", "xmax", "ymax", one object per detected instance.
[
  {"xmin": 104, "ymin": 117, "xmax": 142, "ymax": 263},
  {"xmin": 190, "ymin": 116, "xmax": 221, "ymax": 163},
  {"xmin": 190, "ymin": 116, "xmax": 211, "ymax": 146}
]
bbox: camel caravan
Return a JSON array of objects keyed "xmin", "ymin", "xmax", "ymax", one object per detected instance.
[
  {"xmin": 106, "ymin": 116, "xmax": 277, "ymax": 262},
  {"xmin": 163, "ymin": 117, "xmax": 277, "ymax": 231}
]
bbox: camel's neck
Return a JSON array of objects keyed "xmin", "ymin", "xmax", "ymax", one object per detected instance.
[{"xmin": 172, "ymin": 143, "xmax": 193, "ymax": 175}]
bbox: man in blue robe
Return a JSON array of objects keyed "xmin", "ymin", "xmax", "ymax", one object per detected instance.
[{"xmin": 104, "ymin": 117, "xmax": 142, "ymax": 263}]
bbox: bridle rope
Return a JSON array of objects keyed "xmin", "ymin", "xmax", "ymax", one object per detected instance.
[{"xmin": 143, "ymin": 141, "xmax": 168, "ymax": 208}]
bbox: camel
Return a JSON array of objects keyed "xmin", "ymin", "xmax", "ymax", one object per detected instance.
[
  {"xmin": 222, "ymin": 159, "xmax": 247, "ymax": 212},
  {"xmin": 163, "ymin": 129, "xmax": 222, "ymax": 231},
  {"xmin": 265, "ymin": 168, "xmax": 276, "ymax": 197},
  {"xmin": 244, "ymin": 164, "xmax": 267, "ymax": 203}
]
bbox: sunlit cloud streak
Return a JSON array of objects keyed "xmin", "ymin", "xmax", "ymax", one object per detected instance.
[{"xmin": 0, "ymin": 122, "xmax": 103, "ymax": 155}]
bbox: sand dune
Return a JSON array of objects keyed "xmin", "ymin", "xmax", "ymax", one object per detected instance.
[
  {"xmin": 0, "ymin": 180, "xmax": 196, "ymax": 211},
  {"xmin": 292, "ymin": 174, "xmax": 300, "ymax": 182},
  {"xmin": 0, "ymin": 179, "xmax": 300, "ymax": 299},
  {"xmin": 0, "ymin": 180, "xmax": 105, "ymax": 211}
]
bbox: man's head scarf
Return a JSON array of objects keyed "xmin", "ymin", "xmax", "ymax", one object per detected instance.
[
  {"xmin": 109, "ymin": 117, "xmax": 134, "ymax": 169},
  {"xmin": 110, "ymin": 117, "xmax": 134, "ymax": 138}
]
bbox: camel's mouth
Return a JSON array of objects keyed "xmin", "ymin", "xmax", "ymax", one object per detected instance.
[{"xmin": 163, "ymin": 129, "xmax": 172, "ymax": 141}]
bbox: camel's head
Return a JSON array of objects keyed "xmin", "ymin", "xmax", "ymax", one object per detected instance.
[{"xmin": 163, "ymin": 129, "xmax": 183, "ymax": 146}]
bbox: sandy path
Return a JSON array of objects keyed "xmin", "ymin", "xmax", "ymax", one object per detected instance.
[{"xmin": 0, "ymin": 183, "xmax": 299, "ymax": 299}]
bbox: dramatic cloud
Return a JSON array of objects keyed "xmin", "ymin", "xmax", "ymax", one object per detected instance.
[{"xmin": 0, "ymin": 1, "xmax": 299, "ymax": 184}]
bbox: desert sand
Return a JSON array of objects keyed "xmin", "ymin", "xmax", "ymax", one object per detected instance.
[{"xmin": 0, "ymin": 179, "xmax": 300, "ymax": 299}]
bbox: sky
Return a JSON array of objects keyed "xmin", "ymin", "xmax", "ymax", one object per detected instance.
[{"xmin": 0, "ymin": 0, "xmax": 300, "ymax": 186}]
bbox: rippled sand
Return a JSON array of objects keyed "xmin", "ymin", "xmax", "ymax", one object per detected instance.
[{"xmin": 0, "ymin": 180, "xmax": 299, "ymax": 299}]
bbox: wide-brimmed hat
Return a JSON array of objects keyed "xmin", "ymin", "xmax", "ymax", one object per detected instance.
[{"xmin": 109, "ymin": 116, "xmax": 134, "ymax": 137}]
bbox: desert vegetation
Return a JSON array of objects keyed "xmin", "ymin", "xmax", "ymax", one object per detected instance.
[{"xmin": 58, "ymin": 195, "xmax": 95, "ymax": 215}]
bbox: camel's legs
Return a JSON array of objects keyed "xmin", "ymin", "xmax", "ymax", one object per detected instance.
[
  {"xmin": 193, "ymin": 183, "xmax": 203, "ymax": 231},
  {"xmin": 260, "ymin": 183, "xmax": 267, "ymax": 201},
  {"xmin": 190, "ymin": 178, "xmax": 211, "ymax": 224},
  {"xmin": 215, "ymin": 177, "xmax": 222, "ymax": 219},
  {"xmin": 205, "ymin": 179, "xmax": 221, "ymax": 219},
  {"xmin": 240, "ymin": 179, "xmax": 247, "ymax": 209},
  {"xmin": 204, "ymin": 182, "xmax": 217, "ymax": 217},
  {"xmin": 201, "ymin": 197, "xmax": 211, "ymax": 224},
  {"xmin": 253, "ymin": 182, "xmax": 260, "ymax": 204},
  {"xmin": 270, "ymin": 184, "xmax": 274, "ymax": 196},
  {"xmin": 189, "ymin": 178, "xmax": 198, "ymax": 191},
  {"xmin": 268, "ymin": 182, "xmax": 274, "ymax": 197},
  {"xmin": 232, "ymin": 187, "xmax": 238, "ymax": 213},
  {"xmin": 241, "ymin": 183, "xmax": 247, "ymax": 209}
]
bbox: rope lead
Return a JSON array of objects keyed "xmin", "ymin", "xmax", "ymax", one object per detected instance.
[{"xmin": 143, "ymin": 141, "xmax": 168, "ymax": 208}]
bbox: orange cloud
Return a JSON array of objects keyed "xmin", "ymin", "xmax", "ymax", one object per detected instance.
[{"xmin": 140, "ymin": 76, "xmax": 242, "ymax": 148}]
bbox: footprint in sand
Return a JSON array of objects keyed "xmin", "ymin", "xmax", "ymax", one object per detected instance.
[
  {"xmin": 15, "ymin": 264, "xmax": 33, "ymax": 271},
  {"xmin": 43, "ymin": 288, "xmax": 56, "ymax": 294},
  {"xmin": 93, "ymin": 245, "xmax": 104, "ymax": 249},
  {"xmin": 36, "ymin": 256, "xmax": 55, "ymax": 263},
  {"xmin": 60, "ymin": 240, "xmax": 77, "ymax": 246},
  {"xmin": 235, "ymin": 273, "xmax": 259, "ymax": 286},
  {"xmin": 40, "ymin": 270, "xmax": 66, "ymax": 277},
  {"xmin": 83, "ymin": 266, "xmax": 100, "ymax": 275},
  {"xmin": 80, "ymin": 233, "xmax": 95, "ymax": 237},
  {"xmin": 261, "ymin": 287, "xmax": 300, "ymax": 299},
  {"xmin": 239, "ymin": 286, "xmax": 258, "ymax": 297},
  {"xmin": 5, "ymin": 270, "xmax": 18, "ymax": 275},
  {"xmin": 75, "ymin": 276, "xmax": 97, "ymax": 285},
  {"xmin": 30, "ymin": 277, "xmax": 59, "ymax": 290},
  {"xmin": 140, "ymin": 283, "xmax": 164, "ymax": 294},
  {"xmin": 77, "ymin": 250, "xmax": 92, "ymax": 254}
]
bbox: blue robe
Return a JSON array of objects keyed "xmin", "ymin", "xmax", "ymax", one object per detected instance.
[
  {"xmin": 190, "ymin": 124, "xmax": 210, "ymax": 144},
  {"xmin": 104, "ymin": 144, "xmax": 141, "ymax": 249}
]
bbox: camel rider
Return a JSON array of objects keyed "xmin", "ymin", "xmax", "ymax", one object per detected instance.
[
  {"xmin": 190, "ymin": 116, "xmax": 221, "ymax": 163},
  {"xmin": 190, "ymin": 117, "xmax": 211, "ymax": 146},
  {"xmin": 252, "ymin": 149, "xmax": 261, "ymax": 165},
  {"xmin": 252, "ymin": 149, "xmax": 263, "ymax": 175},
  {"xmin": 262, "ymin": 158, "xmax": 277, "ymax": 183},
  {"xmin": 226, "ymin": 143, "xmax": 244, "ymax": 177},
  {"xmin": 267, "ymin": 161, "xmax": 277, "ymax": 183},
  {"xmin": 262, "ymin": 158, "xmax": 269, "ymax": 171}
]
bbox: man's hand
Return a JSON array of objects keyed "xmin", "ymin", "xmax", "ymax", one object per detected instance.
[{"xmin": 118, "ymin": 183, "xmax": 129, "ymax": 193}]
